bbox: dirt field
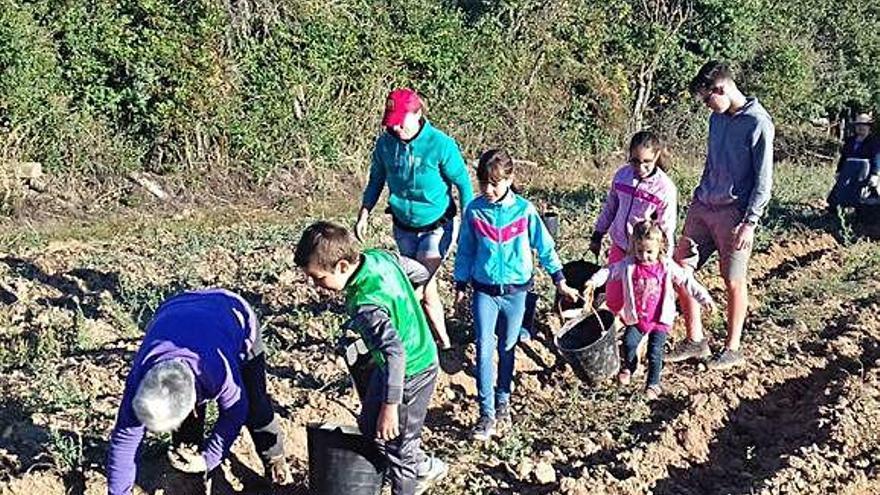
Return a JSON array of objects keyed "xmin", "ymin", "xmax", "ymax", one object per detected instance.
[{"xmin": 2, "ymin": 159, "xmax": 879, "ymax": 494}]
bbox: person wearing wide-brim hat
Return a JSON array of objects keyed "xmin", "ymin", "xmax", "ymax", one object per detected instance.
[
  {"xmin": 837, "ymin": 113, "xmax": 877, "ymax": 174},
  {"xmin": 828, "ymin": 112, "xmax": 880, "ymax": 209}
]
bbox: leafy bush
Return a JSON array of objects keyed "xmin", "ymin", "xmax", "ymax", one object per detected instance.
[{"xmin": 0, "ymin": 0, "xmax": 878, "ymax": 181}]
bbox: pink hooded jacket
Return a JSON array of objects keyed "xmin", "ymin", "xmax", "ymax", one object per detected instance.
[
  {"xmin": 587, "ymin": 257, "xmax": 713, "ymax": 329},
  {"xmin": 593, "ymin": 165, "xmax": 677, "ymax": 254}
]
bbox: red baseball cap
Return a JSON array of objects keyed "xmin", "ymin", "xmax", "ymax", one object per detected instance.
[{"xmin": 382, "ymin": 88, "xmax": 422, "ymax": 127}]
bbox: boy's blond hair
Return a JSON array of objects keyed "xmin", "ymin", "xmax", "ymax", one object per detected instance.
[
  {"xmin": 294, "ymin": 221, "xmax": 360, "ymax": 271},
  {"xmin": 629, "ymin": 220, "xmax": 667, "ymax": 257}
]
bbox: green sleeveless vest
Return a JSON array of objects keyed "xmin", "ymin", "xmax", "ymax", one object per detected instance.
[{"xmin": 345, "ymin": 249, "xmax": 437, "ymax": 376}]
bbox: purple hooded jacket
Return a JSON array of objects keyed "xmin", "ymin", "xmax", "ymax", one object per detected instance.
[
  {"xmin": 593, "ymin": 164, "xmax": 678, "ymax": 254},
  {"xmin": 105, "ymin": 289, "xmax": 259, "ymax": 495}
]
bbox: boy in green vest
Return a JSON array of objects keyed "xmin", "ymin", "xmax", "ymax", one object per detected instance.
[{"xmin": 294, "ymin": 221, "xmax": 447, "ymax": 495}]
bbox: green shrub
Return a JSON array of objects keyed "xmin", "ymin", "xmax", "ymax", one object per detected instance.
[
  {"xmin": 0, "ymin": 0, "xmax": 66, "ymax": 167},
  {"xmin": 0, "ymin": 0, "xmax": 878, "ymax": 182}
]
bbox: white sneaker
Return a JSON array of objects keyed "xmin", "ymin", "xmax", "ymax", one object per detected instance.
[{"xmin": 415, "ymin": 456, "xmax": 449, "ymax": 495}]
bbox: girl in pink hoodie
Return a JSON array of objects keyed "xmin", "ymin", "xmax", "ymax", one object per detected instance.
[
  {"xmin": 589, "ymin": 131, "xmax": 677, "ymax": 314},
  {"xmin": 584, "ymin": 221, "xmax": 714, "ymax": 399}
]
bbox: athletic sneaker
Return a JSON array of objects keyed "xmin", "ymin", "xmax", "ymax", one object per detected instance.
[
  {"xmin": 415, "ymin": 457, "xmax": 449, "ymax": 495},
  {"xmin": 706, "ymin": 348, "xmax": 745, "ymax": 370},
  {"xmin": 496, "ymin": 402, "xmax": 511, "ymax": 425},
  {"xmin": 665, "ymin": 338, "xmax": 711, "ymax": 363},
  {"xmin": 471, "ymin": 416, "xmax": 496, "ymax": 441},
  {"xmin": 645, "ymin": 384, "xmax": 662, "ymax": 401}
]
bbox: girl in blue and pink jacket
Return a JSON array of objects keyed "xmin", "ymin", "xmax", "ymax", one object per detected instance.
[
  {"xmin": 589, "ymin": 131, "xmax": 678, "ymax": 314},
  {"xmin": 454, "ymin": 149, "xmax": 578, "ymax": 441}
]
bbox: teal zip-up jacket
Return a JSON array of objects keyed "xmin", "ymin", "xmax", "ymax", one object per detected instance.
[
  {"xmin": 362, "ymin": 120, "xmax": 474, "ymax": 228},
  {"xmin": 454, "ymin": 191, "xmax": 564, "ymax": 290}
]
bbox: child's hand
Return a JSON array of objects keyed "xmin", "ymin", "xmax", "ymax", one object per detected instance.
[
  {"xmin": 582, "ymin": 283, "xmax": 595, "ymax": 308},
  {"xmin": 376, "ymin": 403, "xmax": 400, "ymax": 441},
  {"xmin": 733, "ymin": 221, "xmax": 755, "ymax": 251},
  {"xmin": 557, "ymin": 281, "xmax": 580, "ymax": 303},
  {"xmin": 354, "ymin": 209, "xmax": 370, "ymax": 242},
  {"xmin": 168, "ymin": 445, "xmax": 207, "ymax": 474},
  {"xmin": 266, "ymin": 456, "xmax": 293, "ymax": 485}
]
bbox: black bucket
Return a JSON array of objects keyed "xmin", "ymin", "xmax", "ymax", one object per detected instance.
[
  {"xmin": 307, "ymin": 423, "xmax": 386, "ymax": 495},
  {"xmin": 555, "ymin": 260, "xmax": 604, "ymax": 318},
  {"xmin": 554, "ymin": 308, "xmax": 620, "ymax": 384},
  {"xmin": 521, "ymin": 291, "xmax": 539, "ymax": 337}
]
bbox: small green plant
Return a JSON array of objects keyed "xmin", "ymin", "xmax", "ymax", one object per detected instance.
[
  {"xmin": 486, "ymin": 424, "xmax": 534, "ymax": 464},
  {"xmin": 118, "ymin": 277, "xmax": 191, "ymax": 329},
  {"xmin": 48, "ymin": 429, "xmax": 82, "ymax": 473},
  {"xmin": 836, "ymin": 208, "xmax": 855, "ymax": 246},
  {"xmin": 21, "ymin": 366, "xmax": 92, "ymax": 424}
]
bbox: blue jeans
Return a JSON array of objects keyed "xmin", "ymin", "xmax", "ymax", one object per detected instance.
[
  {"xmin": 473, "ymin": 289, "xmax": 527, "ymax": 418},
  {"xmin": 623, "ymin": 325, "xmax": 667, "ymax": 387}
]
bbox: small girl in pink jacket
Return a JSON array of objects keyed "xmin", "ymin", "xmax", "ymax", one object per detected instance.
[
  {"xmin": 589, "ymin": 131, "xmax": 677, "ymax": 315},
  {"xmin": 584, "ymin": 221, "xmax": 714, "ymax": 399}
]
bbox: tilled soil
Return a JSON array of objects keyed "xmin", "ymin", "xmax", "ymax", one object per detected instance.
[{"xmin": 1, "ymin": 205, "xmax": 879, "ymax": 495}]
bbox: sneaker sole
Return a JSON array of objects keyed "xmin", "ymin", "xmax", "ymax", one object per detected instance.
[
  {"xmin": 413, "ymin": 468, "xmax": 449, "ymax": 495},
  {"xmin": 472, "ymin": 431, "xmax": 496, "ymax": 441},
  {"xmin": 706, "ymin": 358, "xmax": 745, "ymax": 371},
  {"xmin": 666, "ymin": 347, "xmax": 711, "ymax": 363},
  {"xmin": 420, "ymin": 466, "xmax": 450, "ymax": 484},
  {"xmin": 415, "ymin": 466, "xmax": 449, "ymax": 495}
]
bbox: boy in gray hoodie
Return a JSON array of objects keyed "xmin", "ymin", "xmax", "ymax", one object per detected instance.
[{"xmin": 667, "ymin": 60, "xmax": 774, "ymax": 370}]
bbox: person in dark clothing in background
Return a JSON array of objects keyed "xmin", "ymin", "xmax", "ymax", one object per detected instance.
[{"xmin": 828, "ymin": 112, "xmax": 880, "ymax": 209}]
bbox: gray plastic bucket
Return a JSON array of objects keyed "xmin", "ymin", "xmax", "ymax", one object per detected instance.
[{"xmin": 554, "ymin": 308, "xmax": 620, "ymax": 384}]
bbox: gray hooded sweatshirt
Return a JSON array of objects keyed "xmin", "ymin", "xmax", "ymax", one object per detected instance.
[{"xmin": 694, "ymin": 97, "xmax": 774, "ymax": 225}]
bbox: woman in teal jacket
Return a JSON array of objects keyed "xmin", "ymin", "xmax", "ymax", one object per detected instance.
[{"xmin": 355, "ymin": 88, "xmax": 474, "ymax": 350}]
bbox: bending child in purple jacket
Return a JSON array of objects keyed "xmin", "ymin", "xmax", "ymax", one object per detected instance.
[{"xmin": 105, "ymin": 289, "xmax": 290, "ymax": 494}]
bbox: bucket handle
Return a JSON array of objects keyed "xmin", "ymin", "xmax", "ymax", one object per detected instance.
[
  {"xmin": 567, "ymin": 293, "xmax": 606, "ymax": 335},
  {"xmin": 588, "ymin": 303, "xmax": 606, "ymax": 335}
]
